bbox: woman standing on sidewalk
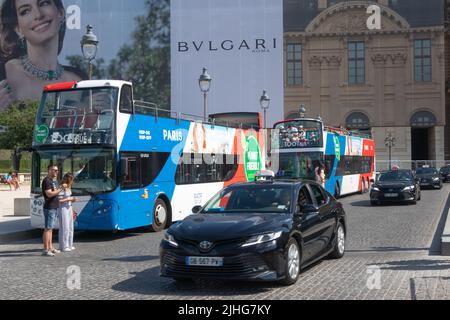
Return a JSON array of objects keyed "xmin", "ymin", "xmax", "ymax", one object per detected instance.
[{"xmin": 58, "ymin": 173, "xmax": 76, "ymax": 252}]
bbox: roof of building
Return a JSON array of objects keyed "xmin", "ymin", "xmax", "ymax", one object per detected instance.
[{"xmin": 284, "ymin": 0, "xmax": 445, "ymax": 32}]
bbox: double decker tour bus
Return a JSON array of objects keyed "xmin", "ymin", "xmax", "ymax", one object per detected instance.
[
  {"xmin": 270, "ymin": 117, "xmax": 375, "ymax": 197},
  {"xmin": 30, "ymin": 80, "xmax": 265, "ymax": 231}
]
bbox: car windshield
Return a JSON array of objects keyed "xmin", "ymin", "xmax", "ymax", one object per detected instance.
[
  {"xmin": 416, "ymin": 168, "xmax": 437, "ymax": 175},
  {"xmin": 440, "ymin": 167, "xmax": 450, "ymax": 173},
  {"xmin": 202, "ymin": 185, "xmax": 293, "ymax": 214},
  {"xmin": 378, "ymin": 171, "xmax": 413, "ymax": 182}
]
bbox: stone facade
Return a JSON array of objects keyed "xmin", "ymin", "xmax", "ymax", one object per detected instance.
[{"xmin": 284, "ymin": 0, "xmax": 446, "ymax": 163}]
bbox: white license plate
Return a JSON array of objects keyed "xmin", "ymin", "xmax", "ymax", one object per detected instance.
[
  {"xmin": 186, "ymin": 257, "xmax": 224, "ymax": 267},
  {"xmin": 385, "ymin": 193, "xmax": 398, "ymax": 198}
]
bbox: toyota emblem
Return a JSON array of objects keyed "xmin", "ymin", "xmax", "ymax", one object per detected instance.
[{"xmin": 199, "ymin": 241, "xmax": 213, "ymax": 251}]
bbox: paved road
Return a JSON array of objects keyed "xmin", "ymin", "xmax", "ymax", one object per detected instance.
[{"xmin": 0, "ymin": 186, "xmax": 449, "ymax": 300}]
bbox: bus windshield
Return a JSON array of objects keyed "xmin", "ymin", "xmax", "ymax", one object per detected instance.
[
  {"xmin": 34, "ymin": 88, "xmax": 118, "ymax": 146},
  {"xmin": 32, "ymin": 148, "xmax": 116, "ymax": 196},
  {"xmin": 275, "ymin": 152, "xmax": 324, "ymax": 180},
  {"xmin": 273, "ymin": 119, "xmax": 323, "ymax": 149}
]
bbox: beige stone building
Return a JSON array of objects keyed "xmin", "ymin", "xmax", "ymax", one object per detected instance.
[{"xmin": 284, "ymin": 0, "xmax": 447, "ymax": 167}]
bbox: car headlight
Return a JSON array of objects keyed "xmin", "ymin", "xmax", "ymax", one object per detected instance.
[
  {"xmin": 371, "ymin": 186, "xmax": 380, "ymax": 192},
  {"xmin": 402, "ymin": 186, "xmax": 415, "ymax": 191},
  {"xmin": 241, "ymin": 231, "xmax": 283, "ymax": 248},
  {"xmin": 433, "ymin": 177, "xmax": 440, "ymax": 181},
  {"xmin": 163, "ymin": 231, "xmax": 179, "ymax": 247}
]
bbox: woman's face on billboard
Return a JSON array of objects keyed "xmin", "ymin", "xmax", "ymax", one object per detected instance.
[{"xmin": 14, "ymin": 0, "xmax": 63, "ymax": 46}]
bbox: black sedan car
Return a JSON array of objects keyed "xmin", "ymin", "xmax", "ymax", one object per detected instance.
[
  {"xmin": 160, "ymin": 176, "xmax": 346, "ymax": 285},
  {"xmin": 415, "ymin": 167, "xmax": 443, "ymax": 189},
  {"xmin": 439, "ymin": 166, "xmax": 450, "ymax": 182},
  {"xmin": 370, "ymin": 170, "xmax": 421, "ymax": 205}
]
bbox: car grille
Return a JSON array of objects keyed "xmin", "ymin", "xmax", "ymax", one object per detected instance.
[
  {"xmin": 161, "ymin": 252, "xmax": 269, "ymax": 277},
  {"xmin": 379, "ymin": 187, "xmax": 403, "ymax": 193}
]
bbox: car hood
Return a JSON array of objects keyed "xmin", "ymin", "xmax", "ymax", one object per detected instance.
[
  {"xmin": 170, "ymin": 213, "xmax": 290, "ymax": 242},
  {"xmin": 375, "ymin": 181, "xmax": 412, "ymax": 188}
]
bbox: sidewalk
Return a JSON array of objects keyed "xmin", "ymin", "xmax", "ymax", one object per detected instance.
[{"xmin": 0, "ymin": 185, "xmax": 40, "ymax": 242}]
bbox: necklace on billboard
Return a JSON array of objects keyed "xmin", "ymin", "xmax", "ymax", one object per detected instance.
[{"xmin": 21, "ymin": 56, "xmax": 64, "ymax": 81}]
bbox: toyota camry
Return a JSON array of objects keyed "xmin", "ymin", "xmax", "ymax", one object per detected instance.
[{"xmin": 160, "ymin": 172, "xmax": 347, "ymax": 285}]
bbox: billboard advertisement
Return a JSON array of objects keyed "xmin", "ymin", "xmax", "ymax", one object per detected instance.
[
  {"xmin": 0, "ymin": 0, "xmax": 170, "ymax": 112},
  {"xmin": 170, "ymin": 0, "xmax": 284, "ymax": 127}
]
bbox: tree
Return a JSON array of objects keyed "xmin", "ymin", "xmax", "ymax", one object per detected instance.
[
  {"xmin": 108, "ymin": 0, "xmax": 170, "ymax": 110},
  {"xmin": 0, "ymin": 100, "xmax": 39, "ymax": 171},
  {"xmin": 66, "ymin": 55, "xmax": 107, "ymax": 79}
]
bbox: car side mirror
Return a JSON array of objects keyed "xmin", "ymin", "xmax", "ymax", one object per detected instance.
[{"xmin": 192, "ymin": 205, "xmax": 202, "ymax": 214}]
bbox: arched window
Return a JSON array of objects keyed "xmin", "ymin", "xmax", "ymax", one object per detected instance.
[
  {"xmin": 410, "ymin": 111, "xmax": 436, "ymax": 128},
  {"xmin": 346, "ymin": 112, "xmax": 370, "ymax": 130}
]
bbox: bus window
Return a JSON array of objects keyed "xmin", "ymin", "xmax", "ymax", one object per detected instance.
[
  {"xmin": 120, "ymin": 153, "xmax": 140, "ymax": 189},
  {"xmin": 324, "ymin": 155, "xmax": 335, "ymax": 179},
  {"xmin": 119, "ymin": 85, "xmax": 133, "ymax": 114},
  {"xmin": 140, "ymin": 152, "xmax": 170, "ymax": 186}
]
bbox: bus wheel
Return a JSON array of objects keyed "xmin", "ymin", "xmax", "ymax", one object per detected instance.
[{"xmin": 151, "ymin": 199, "xmax": 168, "ymax": 232}]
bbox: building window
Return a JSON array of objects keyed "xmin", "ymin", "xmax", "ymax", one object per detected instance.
[
  {"xmin": 287, "ymin": 44, "xmax": 302, "ymax": 85},
  {"xmin": 346, "ymin": 112, "xmax": 370, "ymax": 130},
  {"xmin": 414, "ymin": 39, "xmax": 432, "ymax": 82},
  {"xmin": 410, "ymin": 111, "xmax": 436, "ymax": 128},
  {"xmin": 348, "ymin": 41, "xmax": 365, "ymax": 85}
]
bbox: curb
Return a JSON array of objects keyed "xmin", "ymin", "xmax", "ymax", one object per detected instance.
[
  {"xmin": 0, "ymin": 229, "xmax": 42, "ymax": 244},
  {"xmin": 441, "ymin": 194, "xmax": 450, "ymax": 255}
]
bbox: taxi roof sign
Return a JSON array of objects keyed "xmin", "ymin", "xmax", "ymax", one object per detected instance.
[{"xmin": 255, "ymin": 170, "xmax": 275, "ymax": 182}]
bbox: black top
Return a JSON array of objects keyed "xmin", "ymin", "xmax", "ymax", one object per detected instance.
[{"xmin": 42, "ymin": 177, "xmax": 59, "ymax": 210}]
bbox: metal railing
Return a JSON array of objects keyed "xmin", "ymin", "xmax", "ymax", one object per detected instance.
[{"xmin": 133, "ymin": 100, "xmax": 261, "ymax": 130}]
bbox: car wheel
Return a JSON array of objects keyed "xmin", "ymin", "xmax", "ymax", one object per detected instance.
[
  {"xmin": 280, "ymin": 238, "xmax": 301, "ymax": 286},
  {"xmin": 150, "ymin": 198, "xmax": 168, "ymax": 232},
  {"xmin": 329, "ymin": 222, "xmax": 346, "ymax": 259}
]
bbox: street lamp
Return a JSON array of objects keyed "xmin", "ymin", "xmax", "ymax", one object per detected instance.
[
  {"xmin": 260, "ymin": 90, "xmax": 270, "ymax": 129},
  {"xmin": 199, "ymin": 68, "xmax": 212, "ymax": 122},
  {"xmin": 81, "ymin": 25, "xmax": 99, "ymax": 80},
  {"xmin": 299, "ymin": 104, "xmax": 306, "ymax": 118},
  {"xmin": 385, "ymin": 131, "xmax": 396, "ymax": 170}
]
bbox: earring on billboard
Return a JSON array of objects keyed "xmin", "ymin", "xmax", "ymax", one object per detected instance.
[
  {"xmin": 19, "ymin": 37, "xmax": 26, "ymax": 50},
  {"xmin": 60, "ymin": 18, "xmax": 66, "ymax": 32}
]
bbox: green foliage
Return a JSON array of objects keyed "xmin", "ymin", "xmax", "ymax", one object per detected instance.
[
  {"xmin": 109, "ymin": 0, "xmax": 170, "ymax": 109},
  {"xmin": 66, "ymin": 55, "xmax": 107, "ymax": 80},
  {"xmin": 0, "ymin": 100, "xmax": 39, "ymax": 150}
]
